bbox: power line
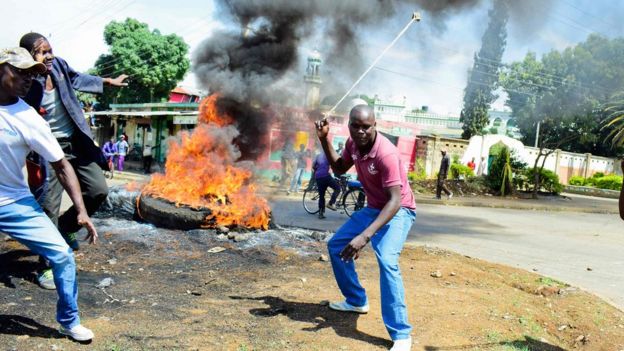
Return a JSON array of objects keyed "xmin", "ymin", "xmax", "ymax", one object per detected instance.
[
  {"xmin": 52, "ymin": 0, "xmax": 136, "ymax": 46},
  {"xmin": 559, "ymin": 0, "xmax": 621, "ymax": 33},
  {"xmin": 49, "ymin": 0, "xmax": 126, "ymax": 42},
  {"xmin": 373, "ymin": 65, "xmax": 540, "ymax": 99}
]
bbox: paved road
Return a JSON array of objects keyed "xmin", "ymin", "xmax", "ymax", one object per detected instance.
[
  {"xmin": 270, "ymin": 195, "xmax": 624, "ymax": 310},
  {"xmin": 60, "ymin": 180, "xmax": 623, "ymax": 311}
]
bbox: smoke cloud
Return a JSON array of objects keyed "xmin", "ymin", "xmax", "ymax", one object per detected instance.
[{"xmin": 192, "ymin": 0, "xmax": 555, "ymax": 160}]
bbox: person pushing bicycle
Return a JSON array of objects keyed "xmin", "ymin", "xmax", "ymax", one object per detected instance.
[{"xmin": 102, "ymin": 137, "xmax": 118, "ymax": 166}]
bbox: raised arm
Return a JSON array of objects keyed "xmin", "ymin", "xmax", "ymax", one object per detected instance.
[
  {"xmin": 314, "ymin": 119, "xmax": 352, "ymax": 175},
  {"xmin": 49, "ymin": 159, "xmax": 98, "ymax": 243}
]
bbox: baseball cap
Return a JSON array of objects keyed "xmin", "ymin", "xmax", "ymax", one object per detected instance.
[{"xmin": 0, "ymin": 47, "xmax": 46, "ymax": 74}]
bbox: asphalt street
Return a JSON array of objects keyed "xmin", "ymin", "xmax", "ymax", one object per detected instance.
[
  {"xmin": 58, "ymin": 179, "xmax": 623, "ymax": 311},
  {"xmin": 270, "ymin": 194, "xmax": 624, "ymax": 311}
]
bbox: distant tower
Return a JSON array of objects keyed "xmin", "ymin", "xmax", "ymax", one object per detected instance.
[{"xmin": 304, "ymin": 51, "xmax": 322, "ymax": 109}]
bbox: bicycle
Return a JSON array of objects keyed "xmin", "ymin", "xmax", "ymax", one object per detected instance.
[
  {"xmin": 103, "ymin": 154, "xmax": 116, "ymax": 179},
  {"xmin": 302, "ymin": 174, "xmax": 366, "ymax": 217}
]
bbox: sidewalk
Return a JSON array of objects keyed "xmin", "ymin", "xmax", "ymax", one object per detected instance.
[{"xmin": 414, "ymin": 192, "xmax": 619, "ymax": 215}]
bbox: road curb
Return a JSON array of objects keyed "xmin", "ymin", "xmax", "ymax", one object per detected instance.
[{"xmin": 415, "ymin": 197, "xmax": 619, "ymax": 215}]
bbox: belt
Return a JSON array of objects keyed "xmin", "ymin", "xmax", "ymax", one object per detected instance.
[{"xmin": 56, "ymin": 137, "xmax": 72, "ymax": 143}]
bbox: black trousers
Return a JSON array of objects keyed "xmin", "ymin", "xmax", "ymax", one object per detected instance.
[
  {"xmin": 316, "ymin": 176, "xmax": 340, "ymax": 211},
  {"xmin": 143, "ymin": 155, "xmax": 153, "ymax": 173},
  {"xmin": 436, "ymin": 176, "xmax": 451, "ymax": 198},
  {"xmin": 42, "ymin": 137, "xmax": 109, "ymax": 236}
]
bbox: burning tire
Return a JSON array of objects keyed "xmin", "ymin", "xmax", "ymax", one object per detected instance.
[{"xmin": 138, "ymin": 194, "xmax": 215, "ymax": 230}]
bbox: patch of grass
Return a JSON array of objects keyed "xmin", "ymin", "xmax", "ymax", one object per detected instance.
[
  {"xmin": 537, "ymin": 277, "xmax": 567, "ymax": 288},
  {"xmin": 486, "ymin": 330, "xmax": 502, "ymax": 343},
  {"xmin": 103, "ymin": 344, "xmax": 134, "ymax": 351},
  {"xmin": 500, "ymin": 343, "xmax": 531, "ymax": 351},
  {"xmin": 238, "ymin": 344, "xmax": 250, "ymax": 351},
  {"xmin": 593, "ymin": 305, "xmax": 607, "ymax": 327}
]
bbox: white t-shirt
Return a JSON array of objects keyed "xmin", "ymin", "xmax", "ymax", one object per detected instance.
[{"xmin": 0, "ymin": 98, "xmax": 64, "ymax": 206}]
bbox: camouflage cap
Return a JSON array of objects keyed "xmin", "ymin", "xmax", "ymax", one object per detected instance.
[{"xmin": 0, "ymin": 47, "xmax": 46, "ymax": 74}]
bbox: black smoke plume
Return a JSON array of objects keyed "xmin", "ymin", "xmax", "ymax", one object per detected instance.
[{"xmin": 192, "ymin": 0, "xmax": 554, "ymax": 160}]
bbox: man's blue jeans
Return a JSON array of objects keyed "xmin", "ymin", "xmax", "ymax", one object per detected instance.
[
  {"xmin": 327, "ymin": 207, "xmax": 416, "ymax": 341},
  {"xmin": 289, "ymin": 167, "xmax": 305, "ymax": 192},
  {"xmin": 0, "ymin": 196, "xmax": 80, "ymax": 328}
]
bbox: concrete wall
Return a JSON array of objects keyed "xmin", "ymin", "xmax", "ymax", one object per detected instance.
[
  {"xmin": 524, "ymin": 147, "xmax": 621, "ymax": 184},
  {"xmin": 415, "ymin": 135, "xmax": 469, "ymax": 177},
  {"xmin": 415, "ymin": 135, "xmax": 622, "ymax": 182}
]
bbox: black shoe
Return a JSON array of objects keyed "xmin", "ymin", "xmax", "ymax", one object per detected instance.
[{"xmin": 318, "ymin": 210, "xmax": 326, "ymax": 219}]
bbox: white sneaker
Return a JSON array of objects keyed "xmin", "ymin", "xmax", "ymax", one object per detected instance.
[
  {"xmin": 328, "ymin": 300, "xmax": 369, "ymax": 314},
  {"xmin": 448, "ymin": 192, "xmax": 453, "ymax": 199},
  {"xmin": 390, "ymin": 337, "xmax": 412, "ymax": 351},
  {"xmin": 59, "ymin": 324, "xmax": 94, "ymax": 341}
]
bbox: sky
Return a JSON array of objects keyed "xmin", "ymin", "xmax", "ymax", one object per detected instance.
[{"xmin": 3, "ymin": 0, "xmax": 624, "ymax": 115}]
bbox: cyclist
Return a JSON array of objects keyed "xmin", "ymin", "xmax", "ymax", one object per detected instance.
[
  {"xmin": 102, "ymin": 137, "xmax": 117, "ymax": 169},
  {"xmin": 312, "ymin": 151, "xmax": 340, "ymax": 219}
]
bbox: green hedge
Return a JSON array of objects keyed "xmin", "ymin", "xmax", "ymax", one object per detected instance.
[
  {"xmin": 450, "ymin": 163, "xmax": 475, "ymax": 180},
  {"xmin": 523, "ymin": 168, "xmax": 564, "ymax": 194},
  {"xmin": 594, "ymin": 175, "xmax": 623, "ymax": 190},
  {"xmin": 568, "ymin": 173, "xmax": 623, "ymax": 190},
  {"xmin": 568, "ymin": 176, "xmax": 585, "ymax": 186}
]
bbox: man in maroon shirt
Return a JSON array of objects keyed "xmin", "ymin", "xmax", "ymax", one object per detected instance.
[{"xmin": 315, "ymin": 105, "xmax": 416, "ymax": 351}]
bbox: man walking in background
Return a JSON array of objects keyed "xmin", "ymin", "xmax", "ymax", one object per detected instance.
[
  {"xmin": 288, "ymin": 143, "xmax": 309, "ymax": 194},
  {"xmin": 436, "ymin": 149, "xmax": 452, "ymax": 199}
]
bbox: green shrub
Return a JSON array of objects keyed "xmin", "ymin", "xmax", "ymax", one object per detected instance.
[
  {"xmin": 450, "ymin": 163, "xmax": 475, "ymax": 180},
  {"xmin": 568, "ymin": 176, "xmax": 585, "ymax": 186},
  {"xmin": 585, "ymin": 172, "xmax": 605, "ymax": 186},
  {"xmin": 464, "ymin": 176, "xmax": 489, "ymax": 194},
  {"xmin": 593, "ymin": 175, "xmax": 623, "ymax": 190},
  {"xmin": 592, "ymin": 172, "xmax": 605, "ymax": 179},
  {"xmin": 408, "ymin": 158, "xmax": 427, "ymax": 182},
  {"xmin": 523, "ymin": 167, "xmax": 564, "ymax": 194},
  {"xmin": 486, "ymin": 146, "xmax": 514, "ymax": 195}
]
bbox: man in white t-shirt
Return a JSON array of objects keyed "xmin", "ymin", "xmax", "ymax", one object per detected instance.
[{"xmin": 0, "ymin": 47, "xmax": 98, "ymax": 342}]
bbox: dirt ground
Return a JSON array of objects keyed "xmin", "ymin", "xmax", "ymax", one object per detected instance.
[{"xmin": 1, "ymin": 219, "xmax": 623, "ymax": 351}]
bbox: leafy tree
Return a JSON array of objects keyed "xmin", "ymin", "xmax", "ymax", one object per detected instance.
[
  {"xmin": 501, "ymin": 35, "xmax": 624, "ymax": 156},
  {"xmin": 93, "ymin": 18, "xmax": 189, "ymax": 107},
  {"xmin": 460, "ymin": 0, "xmax": 509, "ymax": 139},
  {"xmin": 501, "ymin": 35, "xmax": 624, "ymax": 196}
]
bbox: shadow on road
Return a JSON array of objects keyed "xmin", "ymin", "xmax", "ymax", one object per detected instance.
[
  {"xmin": 230, "ymin": 295, "xmax": 391, "ymax": 348},
  {"xmin": 0, "ymin": 249, "xmax": 38, "ymax": 288},
  {"xmin": 410, "ymin": 210, "xmax": 506, "ymax": 238},
  {"xmin": 0, "ymin": 315, "xmax": 61, "ymax": 340},
  {"xmin": 424, "ymin": 336, "xmax": 566, "ymax": 351}
]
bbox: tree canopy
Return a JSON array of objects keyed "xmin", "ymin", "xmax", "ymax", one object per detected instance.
[
  {"xmin": 93, "ymin": 18, "xmax": 190, "ymax": 107},
  {"xmin": 500, "ymin": 34, "xmax": 624, "ymax": 156},
  {"xmin": 460, "ymin": 0, "xmax": 508, "ymax": 139}
]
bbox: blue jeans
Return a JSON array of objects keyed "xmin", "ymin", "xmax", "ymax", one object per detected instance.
[
  {"xmin": 316, "ymin": 176, "xmax": 340, "ymax": 210},
  {"xmin": 289, "ymin": 167, "xmax": 305, "ymax": 192},
  {"xmin": 327, "ymin": 207, "xmax": 416, "ymax": 340},
  {"xmin": 0, "ymin": 196, "xmax": 80, "ymax": 328}
]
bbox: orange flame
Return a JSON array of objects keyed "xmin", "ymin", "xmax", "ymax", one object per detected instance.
[{"xmin": 141, "ymin": 95, "xmax": 270, "ymax": 230}]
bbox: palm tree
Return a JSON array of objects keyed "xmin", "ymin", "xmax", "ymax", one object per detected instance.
[{"xmin": 603, "ymin": 94, "xmax": 624, "ymax": 147}]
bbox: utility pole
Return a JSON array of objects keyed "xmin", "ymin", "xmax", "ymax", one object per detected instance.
[{"xmin": 534, "ymin": 121, "xmax": 541, "ymax": 148}]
